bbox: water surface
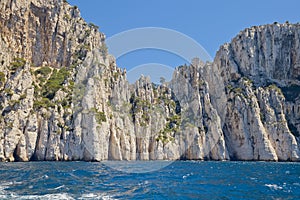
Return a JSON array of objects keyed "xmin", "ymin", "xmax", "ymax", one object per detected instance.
[{"xmin": 0, "ymin": 161, "xmax": 299, "ymax": 199}]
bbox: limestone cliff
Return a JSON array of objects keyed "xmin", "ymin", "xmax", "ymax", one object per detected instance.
[
  {"xmin": 0, "ymin": 0, "xmax": 299, "ymax": 162},
  {"xmin": 213, "ymin": 23, "xmax": 300, "ymax": 161}
]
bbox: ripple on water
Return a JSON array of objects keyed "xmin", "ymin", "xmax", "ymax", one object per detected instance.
[{"xmin": 0, "ymin": 161, "xmax": 299, "ymax": 199}]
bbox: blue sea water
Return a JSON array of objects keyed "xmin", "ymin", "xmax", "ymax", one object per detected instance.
[{"xmin": 0, "ymin": 161, "xmax": 299, "ymax": 199}]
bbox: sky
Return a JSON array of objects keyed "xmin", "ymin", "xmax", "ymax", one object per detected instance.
[{"xmin": 68, "ymin": 0, "xmax": 300, "ymax": 74}]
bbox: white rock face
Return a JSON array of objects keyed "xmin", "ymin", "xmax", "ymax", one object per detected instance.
[
  {"xmin": 0, "ymin": 0, "xmax": 299, "ymax": 162},
  {"xmin": 212, "ymin": 23, "xmax": 300, "ymax": 161}
]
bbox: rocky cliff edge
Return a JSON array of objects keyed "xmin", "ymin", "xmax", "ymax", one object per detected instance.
[{"xmin": 0, "ymin": 0, "xmax": 299, "ymax": 162}]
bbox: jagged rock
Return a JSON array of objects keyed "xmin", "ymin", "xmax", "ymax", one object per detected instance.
[{"xmin": 0, "ymin": 0, "xmax": 299, "ymax": 162}]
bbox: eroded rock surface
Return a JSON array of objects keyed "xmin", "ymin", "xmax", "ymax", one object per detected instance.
[{"xmin": 0, "ymin": 0, "xmax": 299, "ymax": 161}]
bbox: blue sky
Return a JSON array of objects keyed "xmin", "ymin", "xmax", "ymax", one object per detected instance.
[{"xmin": 68, "ymin": 0, "xmax": 300, "ymax": 71}]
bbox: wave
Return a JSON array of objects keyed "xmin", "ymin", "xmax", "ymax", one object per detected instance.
[
  {"xmin": 0, "ymin": 182, "xmax": 114, "ymax": 200},
  {"xmin": 265, "ymin": 184, "xmax": 283, "ymax": 190},
  {"xmin": 0, "ymin": 192, "xmax": 115, "ymax": 200}
]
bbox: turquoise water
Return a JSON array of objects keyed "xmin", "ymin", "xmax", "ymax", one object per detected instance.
[{"xmin": 0, "ymin": 161, "xmax": 299, "ymax": 199}]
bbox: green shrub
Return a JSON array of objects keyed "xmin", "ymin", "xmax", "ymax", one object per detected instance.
[
  {"xmin": 63, "ymin": 14, "xmax": 71, "ymax": 20},
  {"xmin": 10, "ymin": 100, "xmax": 21, "ymax": 108},
  {"xmin": 0, "ymin": 72, "xmax": 6, "ymax": 86},
  {"xmin": 89, "ymin": 108, "xmax": 107, "ymax": 123},
  {"xmin": 113, "ymin": 72, "xmax": 119, "ymax": 80},
  {"xmin": 43, "ymin": 67, "xmax": 70, "ymax": 99},
  {"xmin": 168, "ymin": 114, "xmax": 181, "ymax": 125},
  {"xmin": 67, "ymin": 80, "xmax": 75, "ymax": 90},
  {"xmin": 88, "ymin": 22, "xmax": 99, "ymax": 30},
  {"xmin": 233, "ymin": 87, "xmax": 243, "ymax": 93},
  {"xmin": 141, "ymin": 113, "xmax": 150, "ymax": 125},
  {"xmin": 267, "ymin": 84, "xmax": 283, "ymax": 96},
  {"xmin": 85, "ymin": 29, "xmax": 91, "ymax": 37},
  {"xmin": 95, "ymin": 111, "xmax": 107, "ymax": 123},
  {"xmin": 60, "ymin": 98, "xmax": 71, "ymax": 109},
  {"xmin": 82, "ymin": 44, "xmax": 91, "ymax": 51},
  {"xmin": 170, "ymin": 101, "xmax": 176, "ymax": 109},
  {"xmin": 156, "ymin": 128, "xmax": 175, "ymax": 144},
  {"xmin": 156, "ymin": 113, "xmax": 181, "ymax": 143},
  {"xmin": 226, "ymin": 84, "xmax": 234, "ymax": 91},
  {"xmin": 33, "ymin": 97, "xmax": 55, "ymax": 109},
  {"xmin": 34, "ymin": 66, "xmax": 52, "ymax": 83},
  {"xmin": 19, "ymin": 94, "xmax": 27, "ymax": 100},
  {"xmin": 260, "ymin": 113, "xmax": 266, "ymax": 122},
  {"xmin": 10, "ymin": 57, "xmax": 26, "ymax": 72},
  {"xmin": 4, "ymin": 88, "xmax": 13, "ymax": 96},
  {"xmin": 156, "ymin": 134, "xmax": 169, "ymax": 143},
  {"xmin": 242, "ymin": 77, "xmax": 253, "ymax": 86}
]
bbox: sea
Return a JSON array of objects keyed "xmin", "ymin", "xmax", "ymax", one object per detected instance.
[{"xmin": 0, "ymin": 161, "xmax": 299, "ymax": 199}]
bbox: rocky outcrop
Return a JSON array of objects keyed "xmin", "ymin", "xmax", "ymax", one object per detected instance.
[
  {"xmin": 0, "ymin": 0, "xmax": 299, "ymax": 162},
  {"xmin": 212, "ymin": 23, "xmax": 300, "ymax": 161},
  {"xmin": 0, "ymin": 0, "xmax": 105, "ymax": 161}
]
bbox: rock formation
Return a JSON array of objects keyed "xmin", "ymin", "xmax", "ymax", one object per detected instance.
[{"xmin": 0, "ymin": 0, "xmax": 299, "ymax": 162}]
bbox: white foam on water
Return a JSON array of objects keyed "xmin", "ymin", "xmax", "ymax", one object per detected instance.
[
  {"xmin": 1, "ymin": 181, "xmax": 15, "ymax": 186},
  {"xmin": 138, "ymin": 180, "xmax": 150, "ymax": 186},
  {"xmin": 0, "ymin": 192, "xmax": 117, "ymax": 200},
  {"xmin": 293, "ymin": 182, "xmax": 300, "ymax": 187},
  {"xmin": 0, "ymin": 182, "xmax": 72, "ymax": 200},
  {"xmin": 42, "ymin": 175, "xmax": 49, "ymax": 179},
  {"xmin": 79, "ymin": 193, "xmax": 116, "ymax": 200},
  {"xmin": 0, "ymin": 181, "xmax": 14, "ymax": 196},
  {"xmin": 47, "ymin": 185, "xmax": 65, "ymax": 191},
  {"xmin": 0, "ymin": 185, "xmax": 7, "ymax": 196},
  {"xmin": 80, "ymin": 193, "xmax": 98, "ymax": 198},
  {"xmin": 183, "ymin": 172, "xmax": 193, "ymax": 179},
  {"xmin": 0, "ymin": 192, "xmax": 74, "ymax": 200},
  {"xmin": 20, "ymin": 193, "xmax": 74, "ymax": 200},
  {"xmin": 265, "ymin": 184, "xmax": 283, "ymax": 190},
  {"xmin": 0, "ymin": 182, "xmax": 115, "ymax": 200}
]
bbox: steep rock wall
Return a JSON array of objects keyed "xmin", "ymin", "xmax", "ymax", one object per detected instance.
[{"xmin": 0, "ymin": 0, "xmax": 299, "ymax": 162}]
